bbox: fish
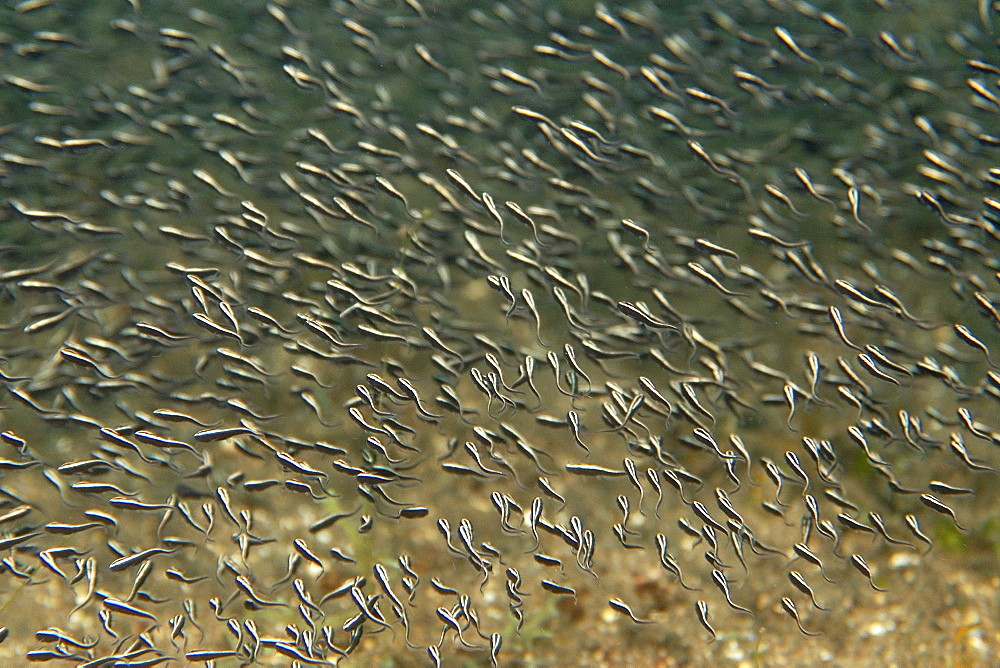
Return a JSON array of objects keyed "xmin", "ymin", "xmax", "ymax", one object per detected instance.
[
  {"xmin": 540, "ymin": 580, "xmax": 577, "ymax": 600},
  {"xmin": 788, "ymin": 571, "xmax": 829, "ymax": 611},
  {"xmin": 108, "ymin": 547, "xmax": 176, "ymax": 572},
  {"xmin": 793, "ymin": 543, "xmax": 836, "ymax": 584},
  {"xmin": 102, "ymin": 597, "xmax": 158, "ymax": 622},
  {"xmin": 849, "ymin": 554, "xmax": 887, "ymax": 592},
  {"xmin": 686, "ymin": 261, "xmax": 747, "ymax": 297},
  {"xmin": 711, "ymin": 569, "xmax": 753, "ymax": 615},
  {"xmin": 904, "ymin": 514, "xmax": 934, "ymax": 554},
  {"xmin": 0, "ymin": 0, "xmax": 991, "ymax": 662},
  {"xmin": 695, "ymin": 600, "xmax": 716, "ymax": 641},
  {"xmin": 773, "ymin": 26, "xmax": 820, "ymax": 67},
  {"xmin": 868, "ymin": 512, "xmax": 914, "ymax": 548},
  {"xmin": 608, "ymin": 597, "xmax": 653, "ymax": 624},
  {"xmin": 919, "ymin": 494, "xmax": 968, "ymax": 531},
  {"xmin": 781, "ymin": 596, "xmax": 822, "ymax": 636},
  {"xmin": 953, "ymin": 324, "xmax": 997, "ymax": 368}
]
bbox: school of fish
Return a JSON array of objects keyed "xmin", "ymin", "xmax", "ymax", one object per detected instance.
[{"xmin": 0, "ymin": 0, "xmax": 998, "ymax": 664}]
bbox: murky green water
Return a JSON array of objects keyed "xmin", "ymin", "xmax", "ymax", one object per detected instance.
[{"xmin": 0, "ymin": 0, "xmax": 997, "ymax": 665}]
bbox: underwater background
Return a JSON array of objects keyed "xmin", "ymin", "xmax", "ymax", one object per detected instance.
[{"xmin": 0, "ymin": 0, "xmax": 998, "ymax": 665}]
